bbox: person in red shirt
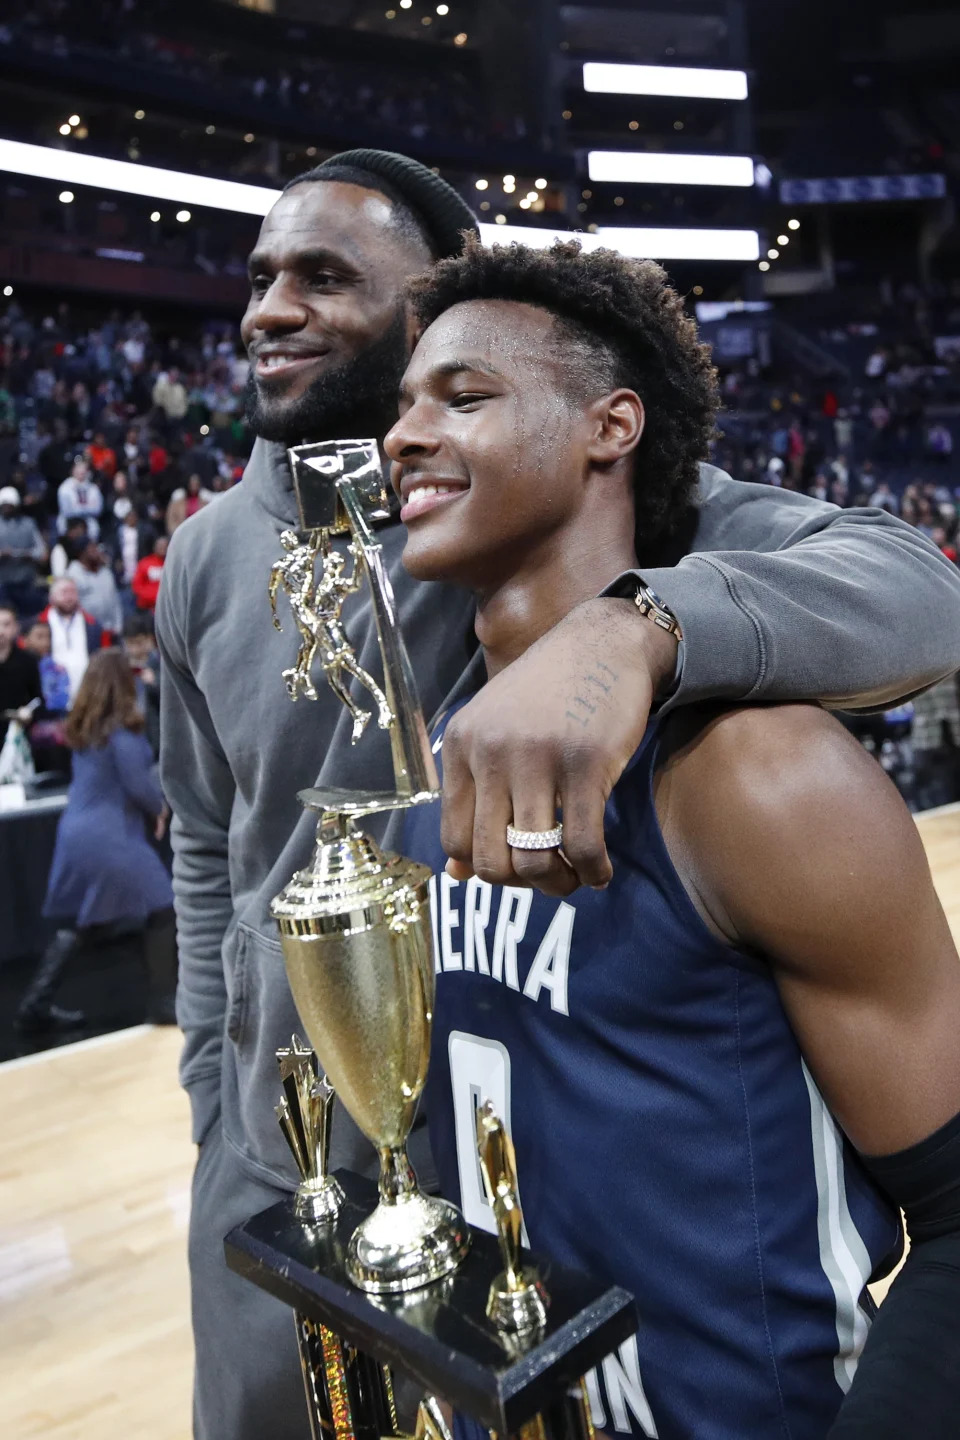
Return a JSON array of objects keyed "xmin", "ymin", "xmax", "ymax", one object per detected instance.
[
  {"xmin": 131, "ymin": 535, "xmax": 168, "ymax": 612},
  {"xmin": 149, "ymin": 439, "xmax": 169, "ymax": 473},
  {"xmin": 87, "ymin": 431, "xmax": 118, "ymax": 481}
]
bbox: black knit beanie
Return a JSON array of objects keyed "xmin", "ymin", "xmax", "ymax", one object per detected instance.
[{"xmin": 302, "ymin": 148, "xmax": 479, "ymax": 259}]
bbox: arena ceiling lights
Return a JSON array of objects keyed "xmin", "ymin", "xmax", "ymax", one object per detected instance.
[
  {"xmin": 0, "ymin": 139, "xmax": 759, "ymax": 261},
  {"xmin": 583, "ymin": 62, "xmax": 749, "ymax": 102},
  {"xmin": 588, "ymin": 151, "xmax": 756, "ymax": 187},
  {"xmin": 479, "ymin": 224, "xmax": 760, "ymax": 262},
  {"xmin": 0, "ymin": 138, "xmax": 279, "ymax": 216}
]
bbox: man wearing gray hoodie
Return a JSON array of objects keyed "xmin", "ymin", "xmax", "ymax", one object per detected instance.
[
  {"xmin": 157, "ymin": 150, "xmax": 960, "ymax": 1440},
  {"xmin": 0, "ymin": 485, "xmax": 46, "ymax": 615}
]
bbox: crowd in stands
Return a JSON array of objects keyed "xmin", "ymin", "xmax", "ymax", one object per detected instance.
[
  {"xmin": 709, "ymin": 277, "xmax": 960, "ymax": 810},
  {"xmin": 0, "ymin": 297, "xmax": 248, "ymax": 776},
  {"xmin": 2, "ymin": 0, "xmax": 506, "ymax": 157},
  {"xmin": 712, "ymin": 278, "xmax": 960, "ymax": 563}
]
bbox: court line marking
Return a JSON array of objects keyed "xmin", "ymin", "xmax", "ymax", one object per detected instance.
[
  {"xmin": 0, "ymin": 1023, "xmax": 155, "ymax": 1072},
  {"xmin": 915, "ymin": 800, "xmax": 960, "ymax": 820}
]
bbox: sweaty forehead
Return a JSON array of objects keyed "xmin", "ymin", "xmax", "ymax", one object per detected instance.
[
  {"xmin": 253, "ymin": 181, "xmax": 413, "ymax": 268},
  {"xmin": 411, "ymin": 299, "xmax": 564, "ymax": 380}
]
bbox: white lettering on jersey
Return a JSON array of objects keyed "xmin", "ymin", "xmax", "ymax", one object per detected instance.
[
  {"xmin": 463, "ymin": 876, "xmax": 491, "ymax": 975},
  {"xmin": 521, "ymin": 901, "xmax": 573, "ymax": 1015},
  {"xmin": 585, "ymin": 1336, "xmax": 659, "ymax": 1438},
  {"xmin": 428, "ymin": 874, "xmax": 441, "ymax": 975},
  {"xmin": 439, "ymin": 873, "xmax": 463, "ymax": 971},
  {"xmin": 491, "ymin": 887, "xmax": 533, "ymax": 990}
]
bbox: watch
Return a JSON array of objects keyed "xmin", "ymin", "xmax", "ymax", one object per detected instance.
[{"xmin": 632, "ymin": 583, "xmax": 683, "ymax": 642}]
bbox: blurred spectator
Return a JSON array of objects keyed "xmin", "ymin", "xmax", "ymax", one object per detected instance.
[
  {"xmin": 14, "ymin": 650, "xmax": 176, "ymax": 1034},
  {"xmin": 910, "ymin": 674, "xmax": 960, "ymax": 812},
  {"xmin": 152, "ymin": 367, "xmax": 189, "ymax": 425},
  {"xmin": 111, "ymin": 506, "xmax": 156, "ymax": 601},
  {"xmin": 50, "ymin": 516, "xmax": 90, "ymax": 578},
  {"xmin": 869, "ymin": 480, "xmax": 900, "ymax": 514},
  {"xmin": 105, "ymin": 471, "xmax": 133, "ymax": 533},
  {"xmin": 22, "ymin": 618, "xmax": 69, "ymax": 715},
  {"xmin": 931, "ymin": 525, "xmax": 958, "ymax": 564},
  {"xmin": 40, "ymin": 577, "xmax": 107, "ymax": 704},
  {"xmin": 131, "ymin": 535, "xmax": 168, "ymax": 612},
  {"xmin": 0, "ymin": 601, "xmax": 41, "ymax": 747},
  {"xmin": 67, "ymin": 540, "xmax": 123, "ymax": 638},
  {"xmin": 22, "ymin": 617, "xmax": 70, "ymax": 773},
  {"xmin": 166, "ymin": 473, "xmax": 213, "ymax": 533},
  {"xmin": 87, "ymin": 431, "xmax": 118, "ymax": 481},
  {"xmin": 57, "ymin": 455, "xmax": 103, "ymax": 538},
  {"xmin": 0, "ymin": 485, "xmax": 46, "ymax": 614},
  {"xmin": 123, "ymin": 611, "xmax": 161, "ymax": 758},
  {"xmin": 926, "ymin": 422, "xmax": 954, "ymax": 462},
  {"xmin": 865, "ymin": 347, "xmax": 888, "ymax": 379}
]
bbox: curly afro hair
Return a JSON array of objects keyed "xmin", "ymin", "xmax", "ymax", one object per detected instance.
[{"xmin": 406, "ymin": 235, "xmax": 718, "ymax": 550}]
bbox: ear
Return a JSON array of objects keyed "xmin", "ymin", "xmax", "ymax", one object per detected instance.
[{"xmin": 585, "ymin": 389, "xmax": 645, "ymax": 467}]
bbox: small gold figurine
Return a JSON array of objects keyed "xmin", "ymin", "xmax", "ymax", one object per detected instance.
[
  {"xmin": 476, "ymin": 1101, "xmax": 549, "ymax": 1336},
  {"xmin": 269, "ymin": 528, "xmax": 394, "ymax": 742}
]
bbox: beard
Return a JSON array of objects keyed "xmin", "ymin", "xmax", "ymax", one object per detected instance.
[{"xmin": 243, "ymin": 309, "xmax": 409, "ymax": 444}]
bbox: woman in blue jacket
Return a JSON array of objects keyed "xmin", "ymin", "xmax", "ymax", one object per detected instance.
[{"xmin": 15, "ymin": 649, "xmax": 176, "ymax": 1032}]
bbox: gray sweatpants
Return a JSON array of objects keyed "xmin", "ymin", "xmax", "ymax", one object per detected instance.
[{"xmin": 189, "ymin": 1126, "xmax": 312, "ymax": 1440}]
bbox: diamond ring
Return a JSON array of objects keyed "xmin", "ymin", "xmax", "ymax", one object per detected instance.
[{"xmin": 506, "ymin": 823, "xmax": 563, "ymax": 851}]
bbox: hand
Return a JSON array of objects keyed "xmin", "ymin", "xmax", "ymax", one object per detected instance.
[
  {"xmin": 154, "ymin": 803, "xmax": 170, "ymax": 841},
  {"xmin": 141, "ymin": 667, "xmax": 156, "ymax": 686},
  {"xmin": 15, "ymin": 706, "xmax": 35, "ymax": 725},
  {"xmin": 441, "ymin": 597, "xmax": 679, "ymax": 897}
]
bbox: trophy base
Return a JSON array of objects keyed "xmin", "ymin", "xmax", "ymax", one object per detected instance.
[
  {"xmin": 346, "ymin": 1191, "xmax": 471, "ymax": 1295},
  {"xmin": 295, "ymin": 1175, "xmax": 346, "ymax": 1225},
  {"xmin": 487, "ymin": 1269, "xmax": 549, "ymax": 1336}
]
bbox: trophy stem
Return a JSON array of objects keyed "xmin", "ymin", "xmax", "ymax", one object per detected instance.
[{"xmin": 377, "ymin": 1145, "xmax": 418, "ymax": 1205}]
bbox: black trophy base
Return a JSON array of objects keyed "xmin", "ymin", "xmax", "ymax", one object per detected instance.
[{"xmin": 225, "ymin": 1170, "xmax": 637, "ymax": 1435}]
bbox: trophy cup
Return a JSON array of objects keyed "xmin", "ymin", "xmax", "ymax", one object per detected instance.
[
  {"xmin": 266, "ymin": 439, "xmax": 470, "ymax": 1295},
  {"xmin": 224, "ymin": 437, "xmax": 638, "ymax": 1440}
]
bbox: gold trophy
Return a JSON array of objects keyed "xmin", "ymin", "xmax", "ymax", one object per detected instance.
[
  {"xmin": 268, "ymin": 439, "xmax": 469, "ymax": 1295},
  {"xmin": 229, "ymin": 438, "xmax": 635, "ymax": 1440}
]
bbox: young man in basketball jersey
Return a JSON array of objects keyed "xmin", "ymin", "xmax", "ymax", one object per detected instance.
[{"xmin": 386, "ymin": 239, "xmax": 960, "ymax": 1440}]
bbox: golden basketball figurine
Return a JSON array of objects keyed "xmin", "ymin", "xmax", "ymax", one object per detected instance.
[{"xmin": 269, "ymin": 528, "xmax": 394, "ymax": 741}]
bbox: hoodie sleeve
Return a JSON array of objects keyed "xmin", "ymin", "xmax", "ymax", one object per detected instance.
[
  {"xmin": 618, "ymin": 471, "xmax": 960, "ymax": 713},
  {"xmin": 156, "ymin": 533, "xmax": 236, "ymax": 1145}
]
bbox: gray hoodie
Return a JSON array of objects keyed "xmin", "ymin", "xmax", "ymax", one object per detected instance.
[
  {"xmin": 0, "ymin": 512, "xmax": 45, "ymax": 588},
  {"xmin": 157, "ymin": 439, "xmax": 960, "ymax": 1189}
]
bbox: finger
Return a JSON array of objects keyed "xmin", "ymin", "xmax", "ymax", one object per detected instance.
[
  {"xmin": 470, "ymin": 773, "xmax": 515, "ymax": 887},
  {"xmin": 557, "ymin": 776, "xmax": 614, "ymax": 889},
  {"xmin": 445, "ymin": 857, "xmax": 475, "ymax": 881},
  {"xmin": 507, "ymin": 782, "xmax": 579, "ymax": 898},
  {"xmin": 439, "ymin": 719, "xmax": 476, "ymax": 869}
]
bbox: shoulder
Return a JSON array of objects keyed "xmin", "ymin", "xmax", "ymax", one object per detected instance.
[
  {"xmin": 110, "ymin": 725, "xmax": 149, "ymax": 756},
  {"xmin": 662, "ymin": 701, "xmax": 900, "ymax": 835},
  {"xmin": 658, "ymin": 703, "xmax": 924, "ymax": 939}
]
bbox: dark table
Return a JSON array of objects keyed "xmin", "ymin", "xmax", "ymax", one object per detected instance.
[{"xmin": 0, "ymin": 790, "xmax": 67, "ymax": 963}]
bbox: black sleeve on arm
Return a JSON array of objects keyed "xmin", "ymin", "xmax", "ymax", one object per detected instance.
[{"xmin": 827, "ymin": 1107, "xmax": 960, "ymax": 1438}]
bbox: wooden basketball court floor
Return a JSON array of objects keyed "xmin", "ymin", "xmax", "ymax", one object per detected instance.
[{"xmin": 2, "ymin": 804, "xmax": 959, "ymax": 1440}]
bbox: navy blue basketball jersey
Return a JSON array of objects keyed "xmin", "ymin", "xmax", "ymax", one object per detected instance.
[{"xmin": 403, "ymin": 705, "xmax": 902, "ymax": 1440}]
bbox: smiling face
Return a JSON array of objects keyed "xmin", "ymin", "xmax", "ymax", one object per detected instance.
[
  {"xmin": 384, "ymin": 300, "xmax": 634, "ymax": 590},
  {"xmin": 240, "ymin": 180, "xmax": 431, "ymax": 443}
]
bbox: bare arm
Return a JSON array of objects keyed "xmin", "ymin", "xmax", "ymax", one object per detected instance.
[
  {"xmin": 659, "ymin": 704, "xmax": 960, "ymax": 1151},
  {"xmin": 657, "ymin": 704, "xmax": 960, "ymax": 1434}
]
